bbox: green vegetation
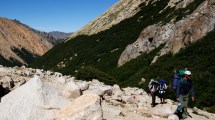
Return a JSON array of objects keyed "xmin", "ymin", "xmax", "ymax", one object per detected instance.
[
  {"xmin": 75, "ymin": 66, "xmax": 117, "ymax": 85},
  {"xmin": 30, "ymin": 0, "xmax": 215, "ymax": 112},
  {"xmin": 0, "ymin": 55, "xmax": 22, "ymax": 67},
  {"xmin": 11, "ymin": 47, "xmax": 37, "ymax": 64},
  {"xmin": 109, "ymin": 44, "xmax": 165, "ymax": 87}
]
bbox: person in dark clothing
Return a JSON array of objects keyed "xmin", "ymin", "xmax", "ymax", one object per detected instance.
[
  {"xmin": 158, "ymin": 79, "xmax": 167, "ymax": 104},
  {"xmin": 176, "ymin": 70, "xmax": 195, "ymax": 119},
  {"xmin": 172, "ymin": 70, "xmax": 185, "ymax": 103},
  {"xmin": 149, "ymin": 79, "xmax": 159, "ymax": 107}
]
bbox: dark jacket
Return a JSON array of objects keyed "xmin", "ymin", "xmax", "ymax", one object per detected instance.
[{"xmin": 176, "ymin": 78, "xmax": 194, "ymax": 98}]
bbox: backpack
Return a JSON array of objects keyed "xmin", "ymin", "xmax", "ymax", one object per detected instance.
[
  {"xmin": 149, "ymin": 81, "xmax": 158, "ymax": 93},
  {"xmin": 172, "ymin": 70, "xmax": 186, "ymax": 90},
  {"xmin": 158, "ymin": 79, "xmax": 167, "ymax": 94}
]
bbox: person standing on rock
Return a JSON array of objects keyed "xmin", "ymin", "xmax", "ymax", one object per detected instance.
[
  {"xmin": 149, "ymin": 79, "xmax": 159, "ymax": 107},
  {"xmin": 158, "ymin": 79, "xmax": 167, "ymax": 104},
  {"xmin": 176, "ymin": 70, "xmax": 195, "ymax": 119}
]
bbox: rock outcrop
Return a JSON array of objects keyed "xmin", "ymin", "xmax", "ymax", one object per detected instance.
[
  {"xmin": 0, "ymin": 75, "xmax": 70, "ymax": 120},
  {"xmin": 118, "ymin": 0, "xmax": 215, "ymax": 66},
  {"xmin": 55, "ymin": 93, "xmax": 102, "ymax": 120},
  {"xmin": 0, "ymin": 65, "xmax": 214, "ymax": 120}
]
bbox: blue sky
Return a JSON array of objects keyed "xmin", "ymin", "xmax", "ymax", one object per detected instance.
[{"xmin": 0, "ymin": 0, "xmax": 118, "ymax": 33}]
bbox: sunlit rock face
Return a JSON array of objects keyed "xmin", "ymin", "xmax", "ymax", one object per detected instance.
[{"xmin": 118, "ymin": 0, "xmax": 215, "ymax": 66}]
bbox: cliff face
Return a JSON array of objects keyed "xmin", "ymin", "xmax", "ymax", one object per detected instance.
[
  {"xmin": 0, "ymin": 17, "xmax": 53, "ymax": 66},
  {"xmin": 118, "ymin": 0, "xmax": 215, "ymax": 66}
]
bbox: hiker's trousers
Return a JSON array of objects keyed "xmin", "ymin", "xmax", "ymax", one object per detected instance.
[
  {"xmin": 179, "ymin": 94, "xmax": 189, "ymax": 119},
  {"xmin": 151, "ymin": 93, "xmax": 156, "ymax": 105}
]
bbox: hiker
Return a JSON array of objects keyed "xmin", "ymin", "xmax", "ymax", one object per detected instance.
[
  {"xmin": 172, "ymin": 70, "xmax": 186, "ymax": 102},
  {"xmin": 176, "ymin": 70, "xmax": 195, "ymax": 119},
  {"xmin": 158, "ymin": 79, "xmax": 167, "ymax": 104},
  {"xmin": 149, "ymin": 79, "xmax": 159, "ymax": 107}
]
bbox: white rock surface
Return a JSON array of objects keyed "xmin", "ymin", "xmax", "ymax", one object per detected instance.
[
  {"xmin": 54, "ymin": 93, "xmax": 102, "ymax": 120},
  {"xmin": 0, "ymin": 76, "xmax": 70, "ymax": 120},
  {"xmin": 76, "ymin": 80, "xmax": 89, "ymax": 91},
  {"xmin": 168, "ymin": 114, "xmax": 179, "ymax": 120},
  {"xmin": 62, "ymin": 80, "xmax": 81, "ymax": 100}
]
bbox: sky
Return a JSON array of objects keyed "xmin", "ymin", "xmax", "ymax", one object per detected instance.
[{"xmin": 0, "ymin": 0, "xmax": 119, "ymax": 33}]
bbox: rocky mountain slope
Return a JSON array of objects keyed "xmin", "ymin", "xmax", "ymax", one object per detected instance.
[
  {"xmin": 0, "ymin": 65, "xmax": 214, "ymax": 120},
  {"xmin": 0, "ymin": 17, "xmax": 53, "ymax": 66},
  {"xmin": 30, "ymin": 0, "xmax": 215, "ymax": 112},
  {"xmin": 118, "ymin": 0, "xmax": 215, "ymax": 66},
  {"xmin": 69, "ymin": 0, "xmax": 146, "ymax": 38}
]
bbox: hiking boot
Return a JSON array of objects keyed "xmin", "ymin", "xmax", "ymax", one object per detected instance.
[
  {"xmin": 151, "ymin": 105, "xmax": 155, "ymax": 107},
  {"xmin": 172, "ymin": 102, "xmax": 177, "ymax": 105},
  {"xmin": 163, "ymin": 101, "xmax": 167, "ymax": 104}
]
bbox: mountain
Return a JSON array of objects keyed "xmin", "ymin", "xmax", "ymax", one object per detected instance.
[
  {"xmin": 0, "ymin": 17, "xmax": 53, "ymax": 66},
  {"xmin": 30, "ymin": 0, "xmax": 215, "ymax": 112},
  {"xmin": 49, "ymin": 31, "xmax": 72, "ymax": 40},
  {"xmin": 47, "ymin": 31, "xmax": 72, "ymax": 45}
]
